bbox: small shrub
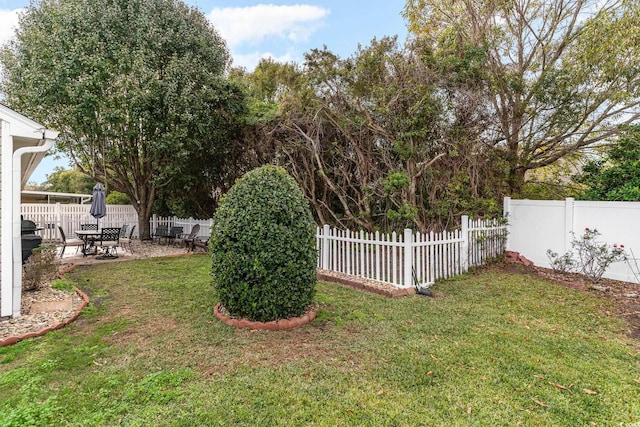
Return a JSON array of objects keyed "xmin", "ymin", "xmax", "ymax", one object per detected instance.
[
  {"xmin": 546, "ymin": 249, "xmax": 576, "ymax": 273},
  {"xmin": 546, "ymin": 228, "xmax": 626, "ymax": 282},
  {"xmin": 210, "ymin": 165, "xmax": 317, "ymax": 322},
  {"xmin": 22, "ymin": 245, "xmax": 59, "ymax": 291}
]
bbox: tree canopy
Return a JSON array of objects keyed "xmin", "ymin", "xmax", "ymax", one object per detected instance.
[
  {"xmin": 37, "ymin": 167, "xmax": 96, "ymax": 195},
  {"xmin": 404, "ymin": 0, "xmax": 640, "ymax": 194},
  {"xmin": 236, "ymin": 39, "xmax": 505, "ymax": 232},
  {"xmin": 1, "ymin": 0, "xmax": 245, "ymax": 237},
  {"xmin": 575, "ymin": 125, "xmax": 640, "ymax": 201}
]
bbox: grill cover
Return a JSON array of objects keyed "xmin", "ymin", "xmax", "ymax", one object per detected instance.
[{"xmin": 21, "ymin": 219, "xmax": 38, "ymax": 235}]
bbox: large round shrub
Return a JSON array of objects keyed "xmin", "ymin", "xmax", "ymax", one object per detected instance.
[{"xmin": 210, "ymin": 165, "xmax": 317, "ymax": 322}]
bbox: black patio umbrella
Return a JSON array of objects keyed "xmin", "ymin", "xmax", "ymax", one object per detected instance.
[{"xmin": 90, "ymin": 183, "xmax": 107, "ymax": 228}]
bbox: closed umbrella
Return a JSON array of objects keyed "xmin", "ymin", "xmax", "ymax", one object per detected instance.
[{"xmin": 90, "ymin": 183, "xmax": 107, "ymax": 228}]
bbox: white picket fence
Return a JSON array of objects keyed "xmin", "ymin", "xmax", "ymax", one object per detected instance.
[
  {"xmin": 20, "ymin": 205, "xmax": 212, "ymax": 241},
  {"xmin": 149, "ymin": 215, "xmax": 212, "ymax": 239},
  {"xmin": 21, "ymin": 204, "xmax": 139, "ymax": 241},
  {"xmin": 316, "ymin": 216, "xmax": 507, "ymax": 289},
  {"xmin": 21, "ymin": 204, "xmax": 506, "ymax": 288}
]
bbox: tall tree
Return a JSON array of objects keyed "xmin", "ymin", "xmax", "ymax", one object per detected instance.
[
  {"xmin": 39, "ymin": 167, "xmax": 96, "ymax": 194},
  {"xmin": 1, "ymin": 0, "xmax": 245, "ymax": 238},
  {"xmin": 244, "ymin": 39, "xmax": 502, "ymax": 231},
  {"xmin": 575, "ymin": 125, "xmax": 640, "ymax": 201},
  {"xmin": 404, "ymin": 0, "xmax": 640, "ymax": 194}
]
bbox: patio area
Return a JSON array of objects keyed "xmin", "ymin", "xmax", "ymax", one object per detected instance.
[{"xmin": 56, "ymin": 239, "xmax": 197, "ymax": 265}]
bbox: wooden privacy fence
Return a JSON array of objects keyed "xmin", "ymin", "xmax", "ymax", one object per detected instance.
[{"xmin": 316, "ymin": 216, "xmax": 507, "ymax": 289}]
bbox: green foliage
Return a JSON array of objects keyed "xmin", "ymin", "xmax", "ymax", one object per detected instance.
[
  {"xmin": 105, "ymin": 191, "xmax": 130, "ymax": 205},
  {"xmin": 38, "ymin": 167, "xmax": 96, "ymax": 194},
  {"xmin": 386, "ymin": 204, "xmax": 418, "ymax": 222},
  {"xmin": 383, "ymin": 172, "xmax": 410, "ymax": 195},
  {"xmin": 51, "ymin": 278, "xmax": 75, "ymax": 292},
  {"xmin": 575, "ymin": 125, "xmax": 640, "ymax": 201},
  {"xmin": 403, "ymin": 0, "xmax": 640, "ymax": 194},
  {"xmin": 210, "ymin": 165, "xmax": 317, "ymax": 322},
  {"xmin": 246, "ymin": 37, "xmax": 504, "ymax": 232},
  {"xmin": 547, "ymin": 228, "xmax": 627, "ymax": 283},
  {"xmin": 0, "ymin": 0, "xmax": 246, "ymax": 238}
]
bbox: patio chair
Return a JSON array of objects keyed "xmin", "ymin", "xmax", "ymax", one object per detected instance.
[
  {"xmin": 191, "ymin": 236, "xmax": 209, "ymax": 252},
  {"xmin": 119, "ymin": 224, "xmax": 129, "ymax": 238},
  {"xmin": 95, "ymin": 227, "xmax": 121, "ymax": 259},
  {"xmin": 57, "ymin": 226, "xmax": 84, "ymax": 258},
  {"xmin": 119, "ymin": 225, "xmax": 136, "ymax": 254},
  {"xmin": 174, "ymin": 224, "xmax": 200, "ymax": 248},
  {"xmin": 163, "ymin": 226, "xmax": 183, "ymax": 245},
  {"xmin": 152, "ymin": 224, "xmax": 169, "ymax": 244},
  {"xmin": 81, "ymin": 223, "xmax": 98, "ymax": 231}
]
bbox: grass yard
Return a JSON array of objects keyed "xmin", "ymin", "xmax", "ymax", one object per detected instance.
[{"xmin": 1, "ymin": 256, "xmax": 639, "ymax": 426}]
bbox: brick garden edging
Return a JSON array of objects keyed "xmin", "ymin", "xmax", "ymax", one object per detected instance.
[
  {"xmin": 214, "ymin": 303, "xmax": 319, "ymax": 330},
  {"xmin": 0, "ymin": 263, "xmax": 89, "ymax": 347}
]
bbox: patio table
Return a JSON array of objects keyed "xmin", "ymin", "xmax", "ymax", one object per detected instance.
[{"xmin": 75, "ymin": 229, "xmax": 102, "ymax": 256}]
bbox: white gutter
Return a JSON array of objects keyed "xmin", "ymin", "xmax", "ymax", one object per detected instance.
[{"xmin": 11, "ymin": 130, "xmax": 56, "ymax": 317}]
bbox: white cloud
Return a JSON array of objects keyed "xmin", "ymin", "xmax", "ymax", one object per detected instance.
[
  {"xmin": 0, "ymin": 8, "xmax": 22, "ymax": 47},
  {"xmin": 208, "ymin": 4, "xmax": 329, "ymax": 48},
  {"xmin": 231, "ymin": 50, "xmax": 297, "ymax": 71}
]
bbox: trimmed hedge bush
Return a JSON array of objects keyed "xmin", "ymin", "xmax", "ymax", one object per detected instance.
[{"xmin": 210, "ymin": 165, "xmax": 317, "ymax": 322}]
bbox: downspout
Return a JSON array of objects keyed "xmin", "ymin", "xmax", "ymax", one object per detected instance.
[{"xmin": 11, "ymin": 132, "xmax": 56, "ymax": 317}]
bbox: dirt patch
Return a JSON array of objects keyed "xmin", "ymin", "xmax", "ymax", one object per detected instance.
[{"xmin": 29, "ymin": 298, "xmax": 73, "ymax": 314}]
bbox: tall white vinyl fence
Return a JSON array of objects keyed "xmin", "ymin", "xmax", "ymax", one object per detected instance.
[
  {"xmin": 504, "ymin": 197, "xmax": 640, "ymax": 284},
  {"xmin": 316, "ymin": 216, "xmax": 507, "ymax": 289}
]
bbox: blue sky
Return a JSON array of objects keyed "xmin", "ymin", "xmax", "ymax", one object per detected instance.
[{"xmin": 0, "ymin": 1, "xmax": 408, "ymax": 184}]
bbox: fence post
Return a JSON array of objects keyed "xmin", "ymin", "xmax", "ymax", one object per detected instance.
[
  {"xmin": 461, "ymin": 215, "xmax": 469, "ymax": 272},
  {"xmin": 502, "ymin": 197, "xmax": 511, "ymax": 251},
  {"xmin": 404, "ymin": 228, "xmax": 413, "ymax": 288},
  {"xmin": 321, "ymin": 224, "xmax": 330, "ymax": 270},
  {"xmin": 564, "ymin": 197, "xmax": 575, "ymax": 254}
]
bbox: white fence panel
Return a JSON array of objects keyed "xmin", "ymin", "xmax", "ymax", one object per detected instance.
[
  {"xmin": 317, "ymin": 216, "xmax": 507, "ymax": 289},
  {"xmin": 22, "ymin": 203, "xmax": 507, "ymax": 288},
  {"xmin": 21, "ymin": 205, "xmax": 215, "ymax": 242},
  {"xmin": 21, "ymin": 203, "xmax": 138, "ymax": 241},
  {"xmin": 504, "ymin": 197, "xmax": 640, "ymax": 283},
  {"xmin": 151, "ymin": 215, "xmax": 212, "ymax": 239}
]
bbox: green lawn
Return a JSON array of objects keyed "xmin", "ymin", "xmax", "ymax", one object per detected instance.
[{"xmin": 1, "ymin": 256, "xmax": 639, "ymax": 426}]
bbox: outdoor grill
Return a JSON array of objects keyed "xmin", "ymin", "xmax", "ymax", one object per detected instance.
[{"xmin": 21, "ymin": 218, "xmax": 43, "ymax": 264}]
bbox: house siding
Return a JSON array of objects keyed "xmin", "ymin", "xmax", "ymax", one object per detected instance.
[{"xmin": 0, "ymin": 122, "xmax": 3, "ymax": 285}]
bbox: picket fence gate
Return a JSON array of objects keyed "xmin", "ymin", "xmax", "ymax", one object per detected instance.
[{"xmin": 316, "ymin": 216, "xmax": 507, "ymax": 289}]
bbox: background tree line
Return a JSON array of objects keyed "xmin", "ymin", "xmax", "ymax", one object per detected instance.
[{"xmin": 3, "ymin": 0, "xmax": 640, "ymax": 236}]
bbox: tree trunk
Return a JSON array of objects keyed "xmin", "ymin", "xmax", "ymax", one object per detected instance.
[
  {"xmin": 507, "ymin": 166, "xmax": 527, "ymax": 195},
  {"xmin": 137, "ymin": 206, "xmax": 153, "ymax": 241}
]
